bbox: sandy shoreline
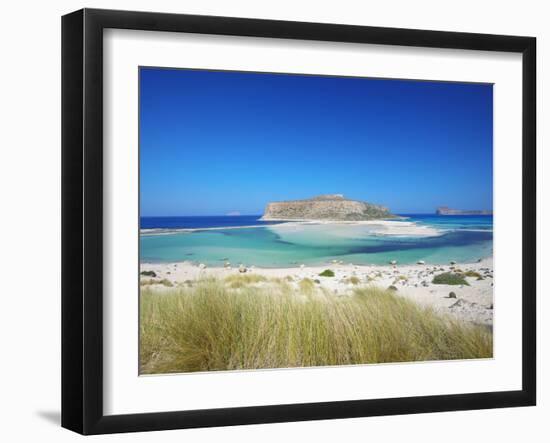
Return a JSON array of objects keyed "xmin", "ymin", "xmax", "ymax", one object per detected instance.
[
  {"xmin": 141, "ymin": 218, "xmax": 443, "ymax": 237},
  {"xmin": 140, "ymin": 257, "xmax": 494, "ymax": 327}
]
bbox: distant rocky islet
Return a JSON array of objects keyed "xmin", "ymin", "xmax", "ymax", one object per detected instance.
[{"xmin": 260, "ymin": 194, "xmax": 394, "ymax": 221}]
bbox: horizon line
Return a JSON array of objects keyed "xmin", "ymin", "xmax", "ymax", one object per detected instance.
[{"xmin": 138, "ymin": 211, "xmax": 484, "ymax": 218}]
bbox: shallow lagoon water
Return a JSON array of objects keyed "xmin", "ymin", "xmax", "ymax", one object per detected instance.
[{"xmin": 140, "ymin": 215, "xmax": 493, "ymax": 267}]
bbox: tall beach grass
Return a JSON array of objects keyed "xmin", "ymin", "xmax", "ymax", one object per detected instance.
[{"xmin": 140, "ymin": 276, "xmax": 492, "ymax": 374}]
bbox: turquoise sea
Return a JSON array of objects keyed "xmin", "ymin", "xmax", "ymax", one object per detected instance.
[{"xmin": 140, "ymin": 215, "xmax": 493, "ymax": 267}]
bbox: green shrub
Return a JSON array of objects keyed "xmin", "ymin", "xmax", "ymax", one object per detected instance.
[
  {"xmin": 319, "ymin": 269, "xmax": 335, "ymax": 277},
  {"xmin": 140, "ymin": 270, "xmax": 157, "ymax": 277},
  {"xmin": 432, "ymin": 272, "xmax": 469, "ymax": 286}
]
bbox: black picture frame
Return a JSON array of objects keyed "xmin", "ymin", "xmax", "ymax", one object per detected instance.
[{"xmin": 62, "ymin": 8, "xmax": 536, "ymax": 435}]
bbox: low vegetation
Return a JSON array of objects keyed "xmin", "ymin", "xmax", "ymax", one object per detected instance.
[
  {"xmin": 140, "ymin": 277, "xmax": 492, "ymax": 374},
  {"xmin": 319, "ymin": 269, "xmax": 335, "ymax": 277},
  {"xmin": 140, "ymin": 270, "xmax": 157, "ymax": 277},
  {"xmin": 432, "ymin": 272, "xmax": 470, "ymax": 286},
  {"xmin": 140, "ymin": 278, "xmax": 173, "ymax": 287},
  {"xmin": 298, "ymin": 278, "xmax": 316, "ymax": 294},
  {"xmin": 224, "ymin": 273, "xmax": 267, "ymax": 288},
  {"xmin": 463, "ymin": 270, "xmax": 482, "ymax": 279},
  {"xmin": 344, "ymin": 276, "xmax": 361, "ymax": 285}
]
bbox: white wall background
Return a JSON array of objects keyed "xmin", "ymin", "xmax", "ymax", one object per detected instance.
[{"xmin": 0, "ymin": 0, "xmax": 546, "ymax": 441}]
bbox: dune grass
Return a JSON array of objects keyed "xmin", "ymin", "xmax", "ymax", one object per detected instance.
[
  {"xmin": 224, "ymin": 273, "xmax": 267, "ymax": 288},
  {"xmin": 344, "ymin": 276, "xmax": 361, "ymax": 285},
  {"xmin": 140, "ymin": 277, "xmax": 492, "ymax": 374},
  {"xmin": 298, "ymin": 278, "xmax": 316, "ymax": 294}
]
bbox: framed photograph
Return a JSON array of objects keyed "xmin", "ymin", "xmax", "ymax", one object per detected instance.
[{"xmin": 62, "ymin": 8, "xmax": 536, "ymax": 435}]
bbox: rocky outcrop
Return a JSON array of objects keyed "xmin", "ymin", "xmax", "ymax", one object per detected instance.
[{"xmin": 261, "ymin": 194, "xmax": 393, "ymax": 221}]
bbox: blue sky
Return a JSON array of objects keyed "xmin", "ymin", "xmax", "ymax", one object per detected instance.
[{"xmin": 140, "ymin": 67, "xmax": 493, "ymax": 216}]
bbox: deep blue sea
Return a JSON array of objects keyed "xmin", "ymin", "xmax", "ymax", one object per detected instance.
[
  {"xmin": 140, "ymin": 214, "xmax": 493, "ymax": 267},
  {"xmin": 140, "ymin": 215, "xmax": 283, "ymax": 230}
]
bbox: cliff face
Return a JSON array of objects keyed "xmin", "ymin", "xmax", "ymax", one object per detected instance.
[{"xmin": 261, "ymin": 194, "xmax": 392, "ymax": 221}]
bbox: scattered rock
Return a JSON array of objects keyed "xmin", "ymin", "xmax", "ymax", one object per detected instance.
[
  {"xmin": 388, "ymin": 285, "xmax": 398, "ymax": 291},
  {"xmin": 389, "ymin": 260, "xmax": 397, "ymax": 265},
  {"xmin": 198, "ymin": 263, "xmax": 206, "ymax": 269},
  {"xmin": 239, "ymin": 265, "xmax": 247, "ymax": 273},
  {"xmin": 450, "ymin": 260, "xmax": 457, "ymax": 265},
  {"xmin": 448, "ymin": 291, "xmax": 457, "ymax": 299},
  {"xmin": 417, "ymin": 260, "xmax": 425, "ymax": 265},
  {"xmin": 450, "ymin": 298, "xmax": 475, "ymax": 308}
]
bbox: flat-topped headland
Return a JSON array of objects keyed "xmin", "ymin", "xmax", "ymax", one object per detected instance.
[{"xmin": 261, "ymin": 194, "xmax": 394, "ymax": 221}]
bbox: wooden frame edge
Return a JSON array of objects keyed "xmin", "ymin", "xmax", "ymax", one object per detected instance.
[{"xmin": 61, "ymin": 8, "xmax": 536, "ymax": 435}]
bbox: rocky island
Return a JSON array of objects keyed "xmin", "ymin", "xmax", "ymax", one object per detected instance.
[
  {"xmin": 261, "ymin": 194, "xmax": 393, "ymax": 221},
  {"xmin": 436, "ymin": 206, "xmax": 493, "ymax": 216}
]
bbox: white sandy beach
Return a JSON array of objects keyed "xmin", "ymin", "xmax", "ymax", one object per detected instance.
[
  {"xmin": 140, "ymin": 219, "xmax": 443, "ymax": 237},
  {"xmin": 140, "ymin": 257, "xmax": 494, "ymax": 327}
]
